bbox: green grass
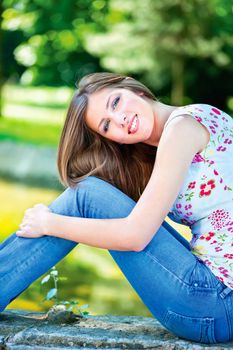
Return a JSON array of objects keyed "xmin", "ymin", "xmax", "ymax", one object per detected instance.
[
  {"xmin": 3, "ymin": 84, "xmax": 73, "ymax": 109},
  {"xmin": 0, "ymin": 84, "xmax": 73, "ymax": 146},
  {"xmin": 0, "ymin": 118, "xmax": 62, "ymax": 146}
]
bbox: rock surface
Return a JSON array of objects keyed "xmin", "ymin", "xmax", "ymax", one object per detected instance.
[
  {"xmin": 0, "ymin": 141, "xmax": 62, "ymax": 189},
  {"xmin": 0, "ymin": 309, "xmax": 233, "ymax": 349}
]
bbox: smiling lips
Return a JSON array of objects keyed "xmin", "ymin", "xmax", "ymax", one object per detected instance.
[{"xmin": 128, "ymin": 114, "xmax": 139, "ymax": 134}]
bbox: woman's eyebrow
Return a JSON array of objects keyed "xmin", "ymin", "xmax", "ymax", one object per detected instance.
[{"xmin": 106, "ymin": 95, "xmax": 111, "ymax": 110}]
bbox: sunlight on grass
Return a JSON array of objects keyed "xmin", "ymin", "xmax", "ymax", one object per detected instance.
[
  {"xmin": 4, "ymin": 104, "xmax": 66, "ymax": 124},
  {"xmin": 0, "ymin": 118, "xmax": 61, "ymax": 146},
  {"xmin": 0, "ymin": 180, "xmax": 61, "ymax": 237},
  {"xmin": 3, "ymin": 84, "xmax": 73, "ymax": 108},
  {"xmin": 2, "ymin": 84, "xmax": 73, "ymax": 124}
]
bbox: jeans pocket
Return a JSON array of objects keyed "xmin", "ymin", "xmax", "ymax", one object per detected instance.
[
  {"xmin": 187, "ymin": 258, "xmax": 220, "ymax": 290},
  {"xmin": 163, "ymin": 310, "xmax": 216, "ymax": 343}
]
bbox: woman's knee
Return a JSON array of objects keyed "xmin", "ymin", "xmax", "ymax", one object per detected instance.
[
  {"xmin": 48, "ymin": 176, "xmax": 136, "ymax": 218},
  {"xmin": 74, "ymin": 176, "xmax": 136, "ymax": 218}
]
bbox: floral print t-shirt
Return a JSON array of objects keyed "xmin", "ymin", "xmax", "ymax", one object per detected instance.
[{"xmin": 164, "ymin": 104, "xmax": 233, "ymax": 289}]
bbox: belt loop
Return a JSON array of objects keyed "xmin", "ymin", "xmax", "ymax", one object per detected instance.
[{"xmin": 219, "ymin": 286, "xmax": 232, "ymax": 299}]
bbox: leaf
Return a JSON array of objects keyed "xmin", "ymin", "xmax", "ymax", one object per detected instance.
[
  {"xmin": 59, "ymin": 277, "xmax": 68, "ymax": 281},
  {"xmin": 59, "ymin": 301, "xmax": 70, "ymax": 305},
  {"xmin": 46, "ymin": 288, "xmax": 57, "ymax": 300},
  {"xmin": 41, "ymin": 275, "xmax": 50, "ymax": 284},
  {"xmin": 50, "ymin": 270, "xmax": 58, "ymax": 276}
]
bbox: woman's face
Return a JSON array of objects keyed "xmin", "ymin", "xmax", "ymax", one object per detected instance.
[{"xmin": 85, "ymin": 87, "xmax": 156, "ymax": 145}]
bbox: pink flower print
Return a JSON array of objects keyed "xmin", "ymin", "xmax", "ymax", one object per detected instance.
[
  {"xmin": 218, "ymin": 267, "xmax": 229, "ymax": 278},
  {"xmin": 176, "ymin": 203, "xmax": 182, "ymax": 209},
  {"xmin": 211, "ymin": 120, "xmax": 219, "ymax": 128},
  {"xmin": 203, "ymin": 259, "xmax": 212, "ymax": 267},
  {"xmin": 216, "ymin": 146, "xmax": 226, "ymax": 152},
  {"xmin": 209, "ymin": 125, "xmax": 216, "ymax": 134},
  {"xmin": 224, "ymin": 254, "xmax": 233, "ymax": 259},
  {"xmin": 195, "ymin": 115, "xmax": 203, "ymax": 123},
  {"xmin": 211, "ymin": 107, "xmax": 221, "ymax": 115},
  {"xmin": 208, "ymin": 209, "xmax": 230, "ymax": 231},
  {"xmin": 210, "ymin": 240, "xmax": 217, "ymax": 245},
  {"xmin": 188, "ymin": 181, "xmax": 196, "ymax": 189},
  {"xmin": 192, "ymin": 154, "xmax": 205, "ymax": 163},
  {"xmin": 217, "ymin": 276, "xmax": 224, "ymax": 283},
  {"xmin": 215, "ymin": 246, "xmax": 223, "ymax": 252},
  {"xmin": 224, "ymin": 138, "xmax": 232, "ymax": 144},
  {"xmin": 185, "ymin": 204, "xmax": 192, "ymax": 210},
  {"xmin": 207, "ymin": 160, "xmax": 215, "ymax": 166},
  {"xmin": 213, "ymin": 169, "xmax": 219, "ymax": 176},
  {"xmin": 220, "ymin": 178, "xmax": 223, "ymax": 184},
  {"xmin": 199, "ymin": 179, "xmax": 215, "ymax": 197},
  {"xmin": 200, "ymin": 231, "xmax": 215, "ymax": 241}
]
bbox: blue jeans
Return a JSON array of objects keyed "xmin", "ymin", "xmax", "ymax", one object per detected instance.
[{"xmin": 0, "ymin": 176, "xmax": 232, "ymax": 343}]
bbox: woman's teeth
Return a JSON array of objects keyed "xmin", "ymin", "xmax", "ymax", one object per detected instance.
[{"xmin": 128, "ymin": 115, "xmax": 138, "ymax": 134}]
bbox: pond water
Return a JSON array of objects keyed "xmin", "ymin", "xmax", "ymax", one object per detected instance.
[{"xmin": 0, "ymin": 180, "xmax": 191, "ymax": 317}]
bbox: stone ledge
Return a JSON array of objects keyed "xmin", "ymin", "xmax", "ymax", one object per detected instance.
[
  {"xmin": 0, "ymin": 310, "xmax": 233, "ymax": 350},
  {"xmin": 0, "ymin": 141, "xmax": 62, "ymax": 189}
]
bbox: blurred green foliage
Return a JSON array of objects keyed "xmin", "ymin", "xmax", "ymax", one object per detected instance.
[
  {"xmin": 1, "ymin": 0, "xmax": 233, "ymax": 108},
  {"xmin": 0, "ymin": 117, "xmax": 61, "ymax": 145}
]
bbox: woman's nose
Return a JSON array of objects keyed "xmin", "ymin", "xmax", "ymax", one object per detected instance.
[{"xmin": 115, "ymin": 114, "xmax": 128, "ymax": 128}]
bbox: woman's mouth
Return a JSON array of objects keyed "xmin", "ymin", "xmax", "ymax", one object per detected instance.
[{"xmin": 128, "ymin": 114, "xmax": 139, "ymax": 134}]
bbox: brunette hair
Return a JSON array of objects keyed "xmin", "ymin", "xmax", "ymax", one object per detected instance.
[{"xmin": 57, "ymin": 72, "xmax": 157, "ymax": 201}]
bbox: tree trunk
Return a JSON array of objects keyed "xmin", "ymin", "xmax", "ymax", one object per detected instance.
[{"xmin": 171, "ymin": 56, "xmax": 184, "ymax": 106}]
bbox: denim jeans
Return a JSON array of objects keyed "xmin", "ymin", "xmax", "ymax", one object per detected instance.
[{"xmin": 0, "ymin": 176, "xmax": 232, "ymax": 343}]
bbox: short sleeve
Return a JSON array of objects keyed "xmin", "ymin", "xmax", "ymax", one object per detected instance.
[{"xmin": 163, "ymin": 104, "xmax": 219, "ymax": 141}]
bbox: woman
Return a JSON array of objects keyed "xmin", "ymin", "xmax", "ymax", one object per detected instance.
[{"xmin": 0, "ymin": 72, "xmax": 232, "ymax": 343}]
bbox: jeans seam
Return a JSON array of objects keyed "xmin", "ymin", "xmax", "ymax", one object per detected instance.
[
  {"xmin": 0, "ymin": 236, "xmax": 59, "ymax": 283},
  {"xmin": 145, "ymin": 250, "xmax": 190, "ymax": 287}
]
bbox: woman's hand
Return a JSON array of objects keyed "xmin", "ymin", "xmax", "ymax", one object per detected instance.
[{"xmin": 16, "ymin": 203, "xmax": 52, "ymax": 238}]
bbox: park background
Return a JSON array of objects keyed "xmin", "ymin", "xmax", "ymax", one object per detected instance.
[{"xmin": 0, "ymin": 0, "xmax": 232, "ymax": 317}]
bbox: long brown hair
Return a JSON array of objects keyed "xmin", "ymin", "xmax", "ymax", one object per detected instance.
[{"xmin": 57, "ymin": 72, "xmax": 157, "ymax": 201}]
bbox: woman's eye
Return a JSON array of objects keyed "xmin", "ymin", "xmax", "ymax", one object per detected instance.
[
  {"xmin": 112, "ymin": 96, "xmax": 120, "ymax": 110},
  {"xmin": 103, "ymin": 119, "xmax": 110, "ymax": 133}
]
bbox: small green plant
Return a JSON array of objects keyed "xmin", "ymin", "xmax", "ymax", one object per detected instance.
[{"xmin": 41, "ymin": 266, "xmax": 90, "ymax": 316}]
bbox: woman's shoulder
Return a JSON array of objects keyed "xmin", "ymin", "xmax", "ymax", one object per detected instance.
[
  {"xmin": 165, "ymin": 103, "xmax": 232, "ymax": 137},
  {"xmin": 168, "ymin": 103, "xmax": 231, "ymax": 122}
]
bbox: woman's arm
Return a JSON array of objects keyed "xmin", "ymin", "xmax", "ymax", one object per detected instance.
[{"xmin": 17, "ymin": 115, "xmax": 208, "ymax": 252}]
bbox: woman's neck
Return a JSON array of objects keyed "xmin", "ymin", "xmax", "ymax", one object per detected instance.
[{"xmin": 145, "ymin": 101, "xmax": 177, "ymax": 147}]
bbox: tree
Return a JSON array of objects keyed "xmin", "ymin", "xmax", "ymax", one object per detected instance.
[
  {"xmin": 2, "ymin": 0, "xmax": 110, "ymax": 86},
  {"xmin": 84, "ymin": 0, "xmax": 233, "ymax": 105}
]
